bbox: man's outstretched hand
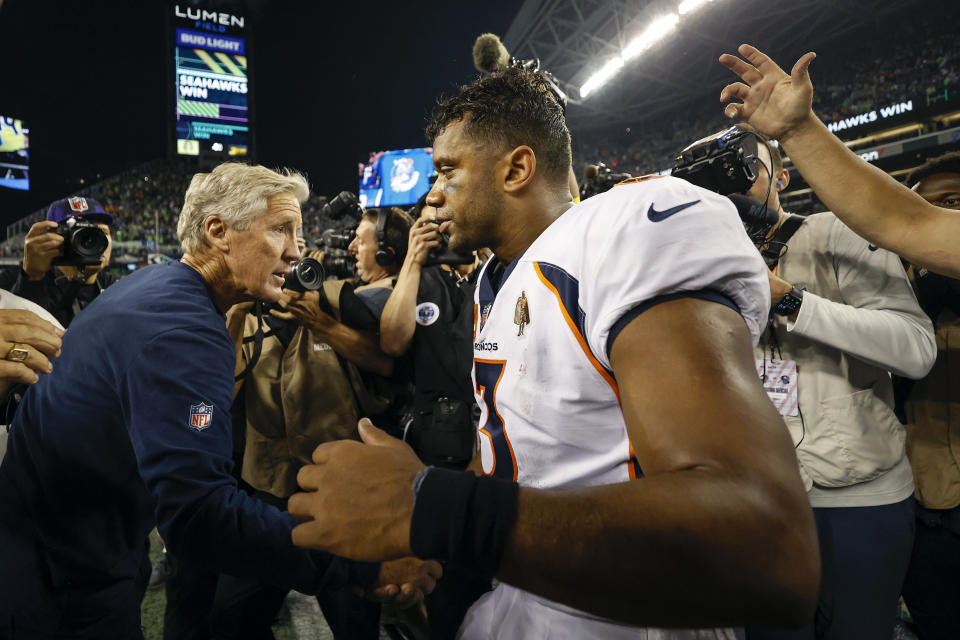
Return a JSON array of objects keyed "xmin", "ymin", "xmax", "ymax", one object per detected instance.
[
  {"xmin": 288, "ymin": 418, "xmax": 426, "ymax": 562},
  {"xmin": 718, "ymin": 44, "xmax": 818, "ymax": 142},
  {"xmin": 364, "ymin": 557, "xmax": 443, "ymax": 608}
]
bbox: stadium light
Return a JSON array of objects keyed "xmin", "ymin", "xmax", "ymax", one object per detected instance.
[
  {"xmin": 678, "ymin": 0, "xmax": 713, "ymax": 15},
  {"xmin": 578, "ymin": 0, "xmax": 723, "ymax": 99},
  {"xmin": 580, "ymin": 57, "xmax": 625, "ymax": 99},
  {"xmin": 622, "ymin": 14, "xmax": 679, "ymax": 61}
]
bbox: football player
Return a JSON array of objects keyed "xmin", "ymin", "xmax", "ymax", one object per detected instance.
[{"xmin": 288, "ymin": 68, "xmax": 820, "ymax": 638}]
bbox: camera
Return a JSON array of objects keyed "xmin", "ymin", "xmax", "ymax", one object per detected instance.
[
  {"xmin": 672, "ymin": 125, "xmax": 760, "ymax": 196},
  {"xmin": 413, "ymin": 396, "xmax": 476, "ymax": 468},
  {"xmin": 321, "ymin": 191, "xmax": 362, "ymax": 220},
  {"xmin": 320, "ymin": 228, "xmax": 354, "ymax": 251},
  {"xmin": 672, "ymin": 126, "xmax": 780, "ymax": 244},
  {"xmin": 580, "ymin": 162, "xmax": 633, "ymax": 200},
  {"xmin": 50, "ymin": 216, "xmax": 109, "ymax": 267},
  {"xmin": 283, "ymin": 257, "xmax": 324, "ymax": 292},
  {"xmin": 424, "ymin": 227, "xmax": 474, "ymax": 267},
  {"xmin": 321, "ymin": 254, "xmax": 356, "ymax": 280}
]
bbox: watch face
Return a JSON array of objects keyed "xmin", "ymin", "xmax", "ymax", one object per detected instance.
[{"xmin": 775, "ymin": 291, "xmax": 802, "ymax": 315}]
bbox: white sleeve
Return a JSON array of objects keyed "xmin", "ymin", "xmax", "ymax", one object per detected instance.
[
  {"xmin": 579, "ymin": 178, "xmax": 770, "ymax": 370},
  {"xmin": 785, "ymin": 217, "xmax": 936, "ymax": 379}
]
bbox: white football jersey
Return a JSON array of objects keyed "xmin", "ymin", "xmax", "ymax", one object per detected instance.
[{"xmin": 460, "ymin": 176, "xmax": 768, "ymax": 640}]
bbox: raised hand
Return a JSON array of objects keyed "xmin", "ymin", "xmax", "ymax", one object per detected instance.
[{"xmin": 718, "ymin": 44, "xmax": 817, "ymax": 141}]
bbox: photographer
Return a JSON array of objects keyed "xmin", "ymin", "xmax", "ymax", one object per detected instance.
[
  {"xmin": 896, "ymin": 151, "xmax": 960, "ymax": 640},
  {"xmin": 380, "ymin": 197, "xmax": 480, "ymax": 465},
  {"xmin": 691, "ymin": 124, "xmax": 936, "ymax": 640},
  {"xmin": 379, "ymin": 197, "xmax": 489, "ymax": 638},
  {"xmin": 347, "ymin": 207, "xmax": 411, "ymax": 313},
  {"xmin": 719, "ymin": 44, "xmax": 960, "ymax": 278},
  {"xmin": 11, "ymin": 197, "xmax": 116, "ymax": 327}
]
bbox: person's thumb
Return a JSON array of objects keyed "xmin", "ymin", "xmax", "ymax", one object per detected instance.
[
  {"xmin": 357, "ymin": 417, "xmax": 399, "ymax": 447},
  {"xmin": 791, "ymin": 52, "xmax": 816, "ymax": 84}
]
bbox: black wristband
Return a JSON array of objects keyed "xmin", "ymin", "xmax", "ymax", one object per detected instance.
[{"xmin": 409, "ymin": 467, "xmax": 519, "ymax": 573}]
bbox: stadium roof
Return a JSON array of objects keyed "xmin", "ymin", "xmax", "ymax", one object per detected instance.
[{"xmin": 503, "ymin": 0, "xmax": 921, "ymax": 133}]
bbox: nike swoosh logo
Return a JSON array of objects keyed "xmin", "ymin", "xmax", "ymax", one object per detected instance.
[{"xmin": 647, "ymin": 199, "xmax": 701, "ymax": 222}]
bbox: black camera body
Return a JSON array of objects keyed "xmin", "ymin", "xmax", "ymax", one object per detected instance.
[
  {"xmin": 322, "ymin": 229, "xmax": 354, "ymax": 251},
  {"xmin": 321, "ymin": 255, "xmax": 356, "ymax": 280},
  {"xmin": 580, "ymin": 162, "xmax": 633, "ymax": 201},
  {"xmin": 50, "ymin": 216, "xmax": 109, "ymax": 267},
  {"xmin": 414, "ymin": 396, "xmax": 476, "ymax": 468},
  {"xmin": 672, "ymin": 126, "xmax": 760, "ymax": 196},
  {"xmin": 321, "ymin": 191, "xmax": 362, "ymax": 220},
  {"xmin": 425, "ymin": 226, "xmax": 473, "ymax": 267},
  {"xmin": 283, "ymin": 257, "xmax": 324, "ymax": 292}
]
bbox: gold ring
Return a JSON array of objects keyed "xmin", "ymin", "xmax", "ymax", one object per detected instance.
[{"xmin": 5, "ymin": 344, "xmax": 29, "ymax": 363}]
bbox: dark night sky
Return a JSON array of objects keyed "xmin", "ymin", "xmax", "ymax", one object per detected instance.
[{"xmin": 0, "ymin": 0, "xmax": 519, "ymax": 227}]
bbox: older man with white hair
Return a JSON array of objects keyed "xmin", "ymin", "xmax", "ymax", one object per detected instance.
[{"xmin": 0, "ymin": 163, "xmax": 439, "ymax": 639}]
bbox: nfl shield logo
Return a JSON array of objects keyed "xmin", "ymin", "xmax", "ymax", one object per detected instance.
[
  {"xmin": 189, "ymin": 402, "xmax": 214, "ymax": 431},
  {"xmin": 68, "ymin": 197, "xmax": 89, "ymax": 212}
]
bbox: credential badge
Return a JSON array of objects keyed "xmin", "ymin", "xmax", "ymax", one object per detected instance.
[{"xmin": 415, "ymin": 302, "xmax": 440, "ymax": 326}]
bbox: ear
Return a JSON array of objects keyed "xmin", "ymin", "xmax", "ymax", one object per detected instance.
[
  {"xmin": 204, "ymin": 215, "xmax": 230, "ymax": 252},
  {"xmin": 775, "ymin": 168, "xmax": 790, "ymax": 192},
  {"xmin": 502, "ymin": 145, "xmax": 537, "ymax": 195}
]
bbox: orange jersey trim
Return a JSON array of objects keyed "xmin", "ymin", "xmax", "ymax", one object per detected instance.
[
  {"xmin": 474, "ymin": 358, "xmax": 518, "ymax": 481},
  {"xmin": 533, "ymin": 262, "xmax": 621, "ymax": 403},
  {"xmin": 615, "ymin": 174, "xmax": 667, "ymax": 187}
]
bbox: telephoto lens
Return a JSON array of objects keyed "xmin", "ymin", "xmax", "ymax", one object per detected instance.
[{"xmin": 283, "ymin": 257, "xmax": 324, "ymax": 292}]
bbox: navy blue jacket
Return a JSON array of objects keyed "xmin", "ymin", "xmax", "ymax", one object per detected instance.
[{"xmin": 0, "ymin": 262, "xmax": 377, "ymax": 632}]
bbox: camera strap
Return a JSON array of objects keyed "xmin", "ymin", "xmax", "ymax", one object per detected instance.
[
  {"xmin": 761, "ymin": 214, "xmax": 805, "ymax": 270},
  {"xmin": 235, "ymin": 301, "xmax": 267, "ymax": 382}
]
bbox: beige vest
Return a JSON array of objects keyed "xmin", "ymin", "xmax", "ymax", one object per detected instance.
[
  {"xmin": 240, "ymin": 280, "xmax": 362, "ymax": 497},
  {"xmin": 756, "ymin": 212, "xmax": 906, "ymax": 488}
]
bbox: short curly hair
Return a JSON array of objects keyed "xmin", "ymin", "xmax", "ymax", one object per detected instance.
[
  {"xmin": 425, "ymin": 67, "xmax": 571, "ymax": 182},
  {"xmin": 905, "ymin": 151, "xmax": 960, "ymax": 188}
]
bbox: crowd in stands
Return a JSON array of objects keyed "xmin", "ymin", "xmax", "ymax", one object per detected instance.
[
  {"xmin": 1, "ymin": 159, "xmax": 361, "ymax": 263},
  {"xmin": 573, "ymin": 12, "xmax": 960, "ymax": 179}
]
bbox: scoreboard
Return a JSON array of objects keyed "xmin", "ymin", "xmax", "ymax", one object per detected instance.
[
  {"xmin": 359, "ymin": 148, "xmax": 435, "ymax": 208},
  {"xmin": 0, "ymin": 115, "xmax": 29, "ymax": 191},
  {"xmin": 173, "ymin": 4, "xmax": 249, "ymax": 157}
]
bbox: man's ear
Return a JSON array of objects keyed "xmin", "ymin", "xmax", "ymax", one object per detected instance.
[
  {"xmin": 502, "ymin": 146, "xmax": 537, "ymax": 194},
  {"xmin": 775, "ymin": 168, "xmax": 790, "ymax": 192},
  {"xmin": 205, "ymin": 215, "xmax": 230, "ymax": 251}
]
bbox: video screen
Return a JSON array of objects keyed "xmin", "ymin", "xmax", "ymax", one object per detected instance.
[
  {"xmin": 358, "ymin": 147, "xmax": 435, "ymax": 208},
  {"xmin": 0, "ymin": 115, "xmax": 29, "ymax": 191},
  {"xmin": 173, "ymin": 4, "xmax": 249, "ymax": 157}
]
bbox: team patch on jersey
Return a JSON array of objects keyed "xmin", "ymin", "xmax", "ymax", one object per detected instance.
[
  {"xmin": 415, "ymin": 302, "xmax": 440, "ymax": 326},
  {"xmin": 188, "ymin": 402, "xmax": 214, "ymax": 431}
]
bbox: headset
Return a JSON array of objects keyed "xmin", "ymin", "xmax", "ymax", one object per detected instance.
[{"xmin": 374, "ymin": 208, "xmax": 396, "ymax": 267}]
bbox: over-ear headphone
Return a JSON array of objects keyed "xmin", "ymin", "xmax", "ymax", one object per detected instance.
[{"xmin": 374, "ymin": 209, "xmax": 396, "ymax": 267}]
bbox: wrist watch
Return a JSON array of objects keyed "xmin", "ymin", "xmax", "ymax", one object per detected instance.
[{"xmin": 774, "ymin": 287, "xmax": 804, "ymax": 316}]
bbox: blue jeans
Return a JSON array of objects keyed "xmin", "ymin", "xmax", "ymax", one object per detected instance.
[{"xmin": 747, "ymin": 497, "xmax": 915, "ymax": 640}]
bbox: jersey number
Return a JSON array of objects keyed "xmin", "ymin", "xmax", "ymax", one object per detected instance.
[{"xmin": 475, "ymin": 359, "xmax": 517, "ymax": 481}]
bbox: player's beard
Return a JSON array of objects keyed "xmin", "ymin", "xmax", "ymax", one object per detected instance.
[{"xmin": 448, "ymin": 183, "xmax": 503, "ymax": 254}]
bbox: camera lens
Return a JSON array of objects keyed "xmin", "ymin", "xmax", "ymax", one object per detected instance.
[
  {"xmin": 284, "ymin": 257, "xmax": 324, "ymax": 291},
  {"xmin": 72, "ymin": 227, "xmax": 109, "ymax": 258}
]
